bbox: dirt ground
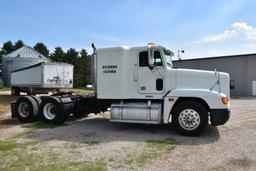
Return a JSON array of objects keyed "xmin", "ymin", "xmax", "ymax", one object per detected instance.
[{"xmin": 0, "ymin": 97, "xmax": 256, "ymax": 171}]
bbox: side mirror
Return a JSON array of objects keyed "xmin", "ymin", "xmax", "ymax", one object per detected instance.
[{"xmin": 148, "ymin": 48, "xmax": 154, "ymax": 70}]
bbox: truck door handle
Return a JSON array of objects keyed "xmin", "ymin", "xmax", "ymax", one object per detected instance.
[{"xmin": 134, "ymin": 64, "xmax": 138, "ymax": 81}]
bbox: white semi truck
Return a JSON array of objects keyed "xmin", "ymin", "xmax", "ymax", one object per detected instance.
[{"xmin": 11, "ymin": 43, "xmax": 230, "ymax": 136}]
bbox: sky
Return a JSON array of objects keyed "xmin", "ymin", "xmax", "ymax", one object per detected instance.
[{"xmin": 1, "ymin": 0, "xmax": 256, "ymax": 59}]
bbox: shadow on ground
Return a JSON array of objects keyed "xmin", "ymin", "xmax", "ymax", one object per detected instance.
[
  {"xmin": 24, "ymin": 115, "xmax": 220, "ymax": 146},
  {"xmin": 0, "ymin": 117, "xmax": 27, "ymax": 129}
]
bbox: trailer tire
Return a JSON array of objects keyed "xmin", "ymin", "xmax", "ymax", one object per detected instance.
[
  {"xmin": 16, "ymin": 96, "xmax": 39, "ymax": 122},
  {"xmin": 172, "ymin": 101, "xmax": 208, "ymax": 136},
  {"xmin": 40, "ymin": 97, "xmax": 67, "ymax": 124}
]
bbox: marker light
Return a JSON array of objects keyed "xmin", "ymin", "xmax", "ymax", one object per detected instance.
[
  {"xmin": 222, "ymin": 97, "xmax": 229, "ymax": 105},
  {"xmin": 148, "ymin": 42, "xmax": 156, "ymax": 46}
]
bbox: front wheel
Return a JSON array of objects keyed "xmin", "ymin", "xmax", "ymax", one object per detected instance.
[{"xmin": 172, "ymin": 101, "xmax": 208, "ymax": 136}]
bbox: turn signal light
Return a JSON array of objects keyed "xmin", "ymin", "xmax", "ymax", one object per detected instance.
[{"xmin": 222, "ymin": 97, "xmax": 229, "ymax": 105}]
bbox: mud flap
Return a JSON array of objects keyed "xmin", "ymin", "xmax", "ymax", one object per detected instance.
[{"xmin": 10, "ymin": 101, "xmax": 17, "ymax": 118}]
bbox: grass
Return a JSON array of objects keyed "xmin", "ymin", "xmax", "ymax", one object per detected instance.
[
  {"xmin": 0, "ymin": 95, "xmax": 17, "ymax": 114},
  {"xmin": 0, "ymin": 132, "xmax": 106, "ymax": 171},
  {"xmin": 35, "ymin": 160, "xmax": 107, "ymax": 171},
  {"xmin": 4, "ymin": 159, "xmax": 107, "ymax": 171},
  {"xmin": 0, "ymin": 123, "xmax": 176, "ymax": 171},
  {"xmin": 125, "ymin": 139, "xmax": 177, "ymax": 168},
  {"xmin": 0, "ymin": 95, "xmax": 17, "ymax": 105},
  {"xmin": 0, "ymin": 146, "xmax": 106, "ymax": 171},
  {"xmin": 30, "ymin": 121, "xmax": 59, "ymax": 129},
  {"xmin": 0, "ymin": 87, "xmax": 10, "ymax": 91},
  {"xmin": 147, "ymin": 139, "xmax": 177, "ymax": 151},
  {"xmin": 0, "ymin": 139, "xmax": 39, "ymax": 152}
]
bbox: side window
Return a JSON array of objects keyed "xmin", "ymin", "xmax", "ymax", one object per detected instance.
[
  {"xmin": 154, "ymin": 51, "xmax": 162, "ymax": 66},
  {"xmin": 139, "ymin": 51, "xmax": 149, "ymax": 67}
]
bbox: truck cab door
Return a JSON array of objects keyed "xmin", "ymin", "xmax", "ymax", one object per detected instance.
[{"xmin": 137, "ymin": 50, "xmax": 165, "ymax": 94}]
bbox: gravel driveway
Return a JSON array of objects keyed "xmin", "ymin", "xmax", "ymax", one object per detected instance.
[{"xmin": 0, "ymin": 97, "xmax": 255, "ymax": 170}]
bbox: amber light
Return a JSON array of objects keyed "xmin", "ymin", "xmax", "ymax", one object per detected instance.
[{"xmin": 222, "ymin": 97, "xmax": 229, "ymax": 105}]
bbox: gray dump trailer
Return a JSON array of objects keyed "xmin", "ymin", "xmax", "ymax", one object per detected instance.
[{"xmin": 11, "ymin": 62, "xmax": 73, "ymax": 95}]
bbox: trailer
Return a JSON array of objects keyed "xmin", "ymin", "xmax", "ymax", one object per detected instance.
[
  {"xmin": 11, "ymin": 62, "xmax": 73, "ymax": 95},
  {"xmin": 11, "ymin": 43, "xmax": 230, "ymax": 136}
]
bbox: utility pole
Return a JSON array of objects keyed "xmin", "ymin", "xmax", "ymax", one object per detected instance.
[{"xmin": 177, "ymin": 50, "xmax": 185, "ymax": 60}]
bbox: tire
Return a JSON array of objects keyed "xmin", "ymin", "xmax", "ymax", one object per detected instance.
[
  {"xmin": 172, "ymin": 101, "xmax": 208, "ymax": 136},
  {"xmin": 31, "ymin": 95, "xmax": 42, "ymax": 106},
  {"xmin": 16, "ymin": 96, "xmax": 39, "ymax": 122},
  {"xmin": 39, "ymin": 97, "xmax": 67, "ymax": 124}
]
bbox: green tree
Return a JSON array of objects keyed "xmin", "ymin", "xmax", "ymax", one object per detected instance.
[
  {"xmin": 0, "ymin": 50, "xmax": 5, "ymax": 67},
  {"xmin": 64, "ymin": 48, "xmax": 78, "ymax": 65},
  {"xmin": 70, "ymin": 49, "xmax": 92, "ymax": 87},
  {"xmin": 79, "ymin": 49, "xmax": 91, "ymax": 85},
  {"xmin": 2, "ymin": 41, "xmax": 14, "ymax": 54},
  {"xmin": 50, "ymin": 48, "xmax": 91, "ymax": 87},
  {"xmin": 14, "ymin": 40, "xmax": 24, "ymax": 50},
  {"xmin": 34, "ymin": 42, "xmax": 49, "ymax": 57},
  {"xmin": 80, "ymin": 48, "xmax": 88, "ymax": 58},
  {"xmin": 50, "ymin": 47, "xmax": 65, "ymax": 62}
]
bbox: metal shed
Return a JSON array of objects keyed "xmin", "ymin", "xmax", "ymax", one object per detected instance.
[{"xmin": 1, "ymin": 45, "xmax": 49, "ymax": 87}]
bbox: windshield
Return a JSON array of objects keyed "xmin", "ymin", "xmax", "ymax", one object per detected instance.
[{"xmin": 163, "ymin": 49, "xmax": 173, "ymax": 67}]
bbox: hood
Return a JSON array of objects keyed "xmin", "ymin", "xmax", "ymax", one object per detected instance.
[{"xmin": 174, "ymin": 68, "xmax": 230, "ymax": 98}]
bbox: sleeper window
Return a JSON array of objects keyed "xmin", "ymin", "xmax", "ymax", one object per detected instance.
[{"xmin": 139, "ymin": 51, "xmax": 149, "ymax": 67}]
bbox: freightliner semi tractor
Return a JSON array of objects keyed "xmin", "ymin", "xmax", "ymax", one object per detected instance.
[{"xmin": 11, "ymin": 43, "xmax": 230, "ymax": 136}]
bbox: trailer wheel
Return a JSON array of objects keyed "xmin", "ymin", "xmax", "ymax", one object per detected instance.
[
  {"xmin": 40, "ymin": 97, "xmax": 66, "ymax": 124},
  {"xmin": 172, "ymin": 101, "xmax": 208, "ymax": 136},
  {"xmin": 16, "ymin": 96, "xmax": 39, "ymax": 122}
]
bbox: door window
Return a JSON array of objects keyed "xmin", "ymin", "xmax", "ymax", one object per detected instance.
[
  {"xmin": 139, "ymin": 50, "xmax": 163, "ymax": 67},
  {"xmin": 154, "ymin": 51, "xmax": 163, "ymax": 66}
]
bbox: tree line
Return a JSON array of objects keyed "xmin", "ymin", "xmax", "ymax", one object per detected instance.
[{"xmin": 0, "ymin": 40, "xmax": 91, "ymax": 87}]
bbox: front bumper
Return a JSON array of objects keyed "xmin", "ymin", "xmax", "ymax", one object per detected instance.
[{"xmin": 210, "ymin": 109, "xmax": 230, "ymax": 126}]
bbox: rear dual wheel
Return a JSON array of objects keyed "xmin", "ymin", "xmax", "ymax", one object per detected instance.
[
  {"xmin": 15, "ymin": 96, "xmax": 67, "ymax": 124},
  {"xmin": 16, "ymin": 96, "xmax": 41, "ymax": 122},
  {"xmin": 40, "ymin": 97, "xmax": 67, "ymax": 124}
]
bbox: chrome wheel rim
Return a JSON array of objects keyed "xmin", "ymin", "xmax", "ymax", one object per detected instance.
[
  {"xmin": 18, "ymin": 102, "xmax": 30, "ymax": 118},
  {"xmin": 43, "ymin": 103, "xmax": 57, "ymax": 120},
  {"xmin": 178, "ymin": 109, "xmax": 200, "ymax": 130}
]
